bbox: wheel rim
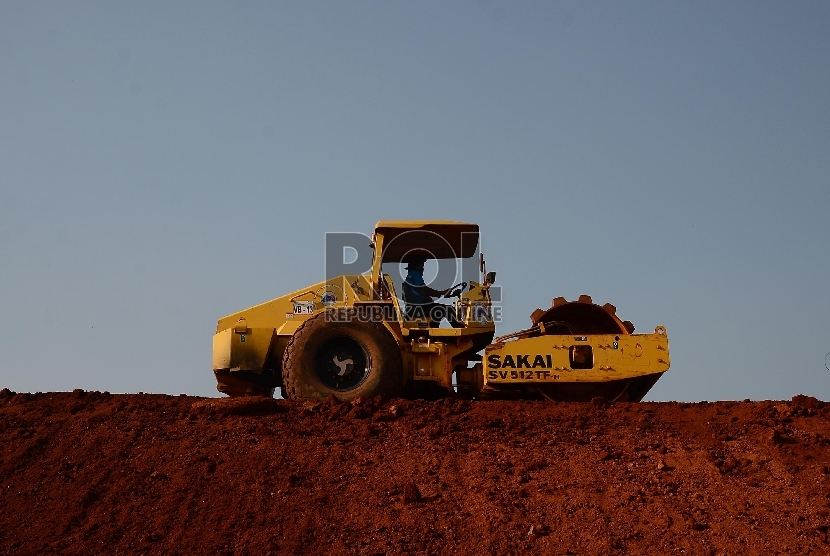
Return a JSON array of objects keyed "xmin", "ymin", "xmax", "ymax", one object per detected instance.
[{"xmin": 314, "ymin": 336, "xmax": 371, "ymax": 391}]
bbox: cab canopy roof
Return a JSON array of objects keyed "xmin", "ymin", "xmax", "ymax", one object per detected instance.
[{"xmin": 374, "ymin": 220, "xmax": 479, "ymax": 263}]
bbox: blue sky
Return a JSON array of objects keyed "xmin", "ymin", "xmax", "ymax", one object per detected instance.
[{"xmin": 1, "ymin": 1, "xmax": 828, "ymax": 400}]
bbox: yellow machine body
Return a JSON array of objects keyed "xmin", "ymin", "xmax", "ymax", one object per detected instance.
[
  {"xmin": 479, "ymin": 327, "xmax": 669, "ymax": 401},
  {"xmin": 484, "ymin": 328, "xmax": 669, "ymax": 384},
  {"xmin": 212, "ymin": 221, "xmax": 669, "ymax": 401}
]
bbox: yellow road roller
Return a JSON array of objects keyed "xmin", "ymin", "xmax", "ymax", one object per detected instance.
[{"xmin": 212, "ymin": 221, "xmax": 669, "ymax": 401}]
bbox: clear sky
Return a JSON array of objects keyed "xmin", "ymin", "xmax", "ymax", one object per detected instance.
[{"xmin": 2, "ymin": 1, "xmax": 828, "ymax": 401}]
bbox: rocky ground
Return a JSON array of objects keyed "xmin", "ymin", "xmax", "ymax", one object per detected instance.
[{"xmin": 1, "ymin": 388, "xmax": 829, "ymax": 555}]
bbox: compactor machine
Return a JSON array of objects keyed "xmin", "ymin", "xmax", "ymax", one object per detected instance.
[{"xmin": 212, "ymin": 221, "xmax": 669, "ymax": 401}]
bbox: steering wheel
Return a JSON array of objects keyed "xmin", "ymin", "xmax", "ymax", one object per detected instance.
[{"xmin": 444, "ymin": 282, "xmax": 468, "ymax": 298}]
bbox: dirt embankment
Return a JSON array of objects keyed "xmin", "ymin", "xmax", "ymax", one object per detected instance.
[{"xmin": 1, "ymin": 389, "xmax": 829, "ymax": 555}]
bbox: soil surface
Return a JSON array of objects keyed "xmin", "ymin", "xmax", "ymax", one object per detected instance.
[{"xmin": 1, "ymin": 389, "xmax": 829, "ymax": 555}]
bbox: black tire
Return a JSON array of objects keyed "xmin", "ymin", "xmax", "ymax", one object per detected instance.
[{"xmin": 282, "ymin": 309, "xmax": 405, "ymax": 401}]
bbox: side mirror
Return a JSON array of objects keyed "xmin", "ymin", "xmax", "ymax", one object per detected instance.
[{"xmin": 485, "ymin": 271, "xmax": 496, "ymax": 284}]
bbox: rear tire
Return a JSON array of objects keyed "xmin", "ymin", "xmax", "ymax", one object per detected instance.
[{"xmin": 282, "ymin": 309, "xmax": 404, "ymax": 401}]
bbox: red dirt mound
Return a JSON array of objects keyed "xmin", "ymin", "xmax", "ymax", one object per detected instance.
[{"xmin": 1, "ymin": 389, "xmax": 829, "ymax": 555}]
